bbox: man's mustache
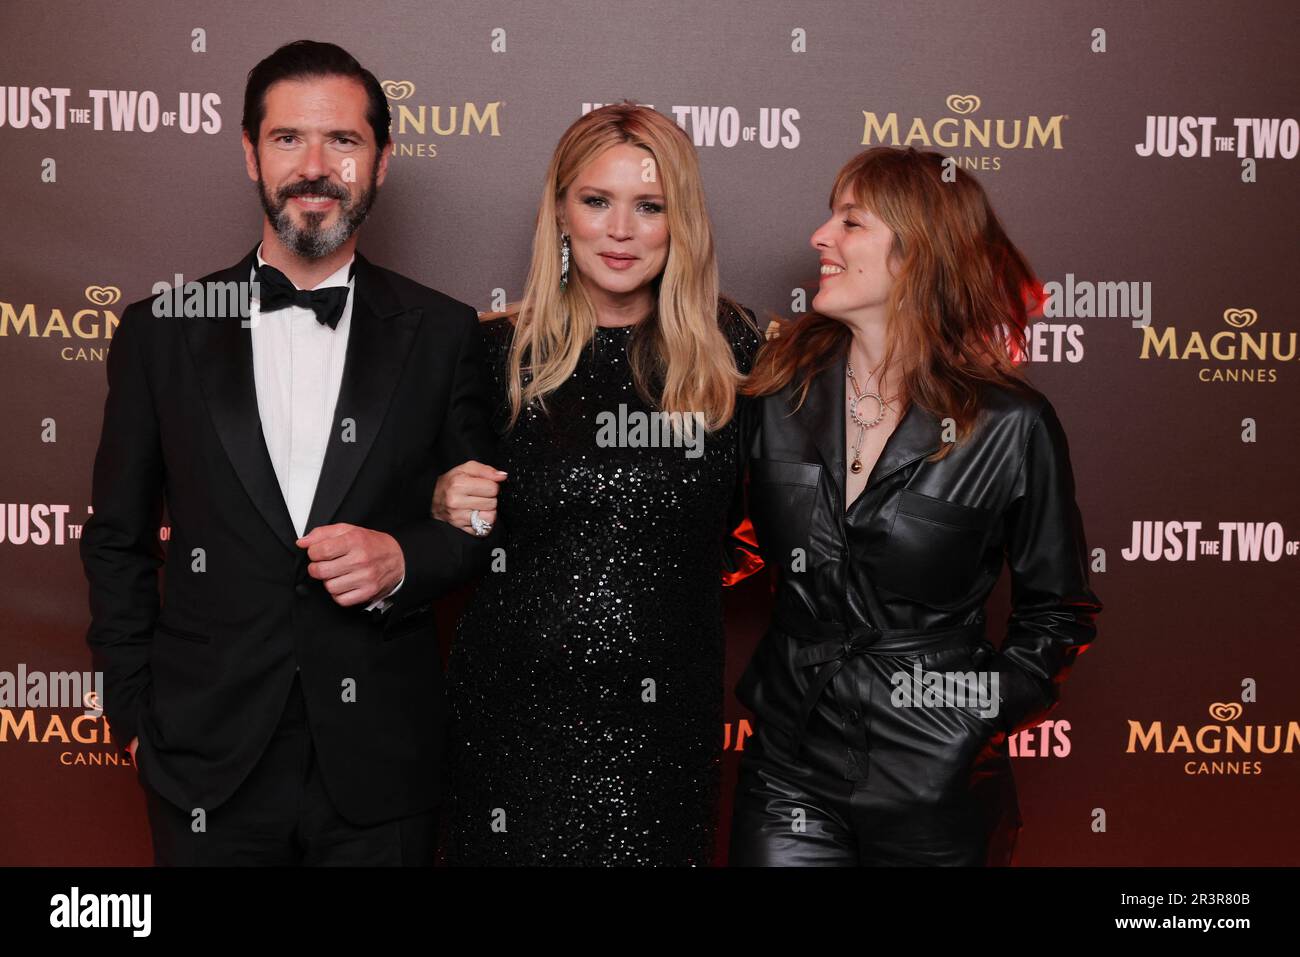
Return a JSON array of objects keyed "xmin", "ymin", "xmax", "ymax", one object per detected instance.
[{"xmin": 276, "ymin": 179, "xmax": 351, "ymax": 203}]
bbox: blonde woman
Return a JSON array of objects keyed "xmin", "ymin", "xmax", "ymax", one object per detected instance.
[{"xmin": 433, "ymin": 103, "xmax": 762, "ymax": 865}]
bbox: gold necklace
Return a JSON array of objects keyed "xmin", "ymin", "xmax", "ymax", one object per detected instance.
[{"xmin": 846, "ymin": 360, "xmax": 892, "ymax": 474}]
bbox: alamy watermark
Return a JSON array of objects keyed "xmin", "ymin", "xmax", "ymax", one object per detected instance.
[
  {"xmin": 0, "ymin": 664, "xmax": 104, "ymax": 717},
  {"xmin": 49, "ymin": 886, "xmax": 150, "ymax": 937},
  {"xmin": 1041, "ymin": 273, "xmax": 1152, "ymax": 328},
  {"xmin": 150, "ymin": 275, "xmax": 261, "ymax": 327},
  {"xmin": 889, "ymin": 662, "xmax": 1000, "ymax": 720},
  {"xmin": 595, "ymin": 403, "xmax": 705, "ymax": 459}
]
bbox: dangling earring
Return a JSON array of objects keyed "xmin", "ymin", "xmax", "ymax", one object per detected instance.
[{"xmin": 559, "ymin": 233, "xmax": 571, "ymax": 289}]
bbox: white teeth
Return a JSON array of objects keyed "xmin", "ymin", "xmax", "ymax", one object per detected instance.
[
  {"xmin": 297, "ymin": 195, "xmax": 332, "ymax": 203},
  {"xmin": 820, "ymin": 264, "xmax": 844, "ymax": 275}
]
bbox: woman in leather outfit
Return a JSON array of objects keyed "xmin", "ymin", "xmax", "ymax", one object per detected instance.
[{"xmin": 729, "ymin": 146, "xmax": 1103, "ymax": 866}]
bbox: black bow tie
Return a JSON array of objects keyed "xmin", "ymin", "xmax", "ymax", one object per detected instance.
[{"xmin": 254, "ymin": 260, "xmax": 355, "ymax": 329}]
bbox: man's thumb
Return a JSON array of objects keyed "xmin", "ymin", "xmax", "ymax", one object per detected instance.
[{"xmin": 463, "ymin": 460, "xmax": 508, "ymax": 480}]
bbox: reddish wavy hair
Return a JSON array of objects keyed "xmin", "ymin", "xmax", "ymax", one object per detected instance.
[{"xmin": 743, "ymin": 146, "xmax": 1043, "ymax": 459}]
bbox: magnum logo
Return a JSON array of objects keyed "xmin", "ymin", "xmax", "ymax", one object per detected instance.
[
  {"xmin": 1140, "ymin": 307, "xmax": 1295, "ymax": 383},
  {"xmin": 860, "ymin": 93, "xmax": 1067, "ymax": 170},
  {"xmin": 1126, "ymin": 701, "xmax": 1298, "ymax": 775},
  {"xmin": 0, "ymin": 285, "xmax": 120, "ymax": 361},
  {"xmin": 381, "ymin": 80, "xmax": 502, "ymax": 160},
  {"xmin": 0, "ymin": 690, "xmax": 129, "ymax": 768}
]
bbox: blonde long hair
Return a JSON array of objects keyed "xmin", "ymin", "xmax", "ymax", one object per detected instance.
[{"xmin": 502, "ymin": 102, "xmax": 747, "ymax": 431}]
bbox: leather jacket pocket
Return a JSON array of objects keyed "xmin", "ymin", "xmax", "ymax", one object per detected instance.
[
  {"xmin": 915, "ymin": 643, "xmax": 1002, "ymax": 733},
  {"xmin": 984, "ymin": 648, "xmax": 1054, "ymax": 735},
  {"xmin": 958, "ymin": 641, "xmax": 1004, "ymax": 730},
  {"xmin": 748, "ymin": 458, "xmax": 821, "ymax": 573},
  {"xmin": 873, "ymin": 489, "xmax": 992, "ymax": 608}
]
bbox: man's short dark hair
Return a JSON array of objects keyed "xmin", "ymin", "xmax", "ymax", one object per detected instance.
[{"xmin": 242, "ymin": 40, "xmax": 391, "ymax": 151}]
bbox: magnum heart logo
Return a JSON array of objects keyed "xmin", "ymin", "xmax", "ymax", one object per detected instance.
[
  {"xmin": 946, "ymin": 94, "xmax": 981, "ymax": 115},
  {"xmin": 1222, "ymin": 308, "xmax": 1258, "ymax": 328},
  {"xmin": 381, "ymin": 80, "xmax": 416, "ymax": 101},
  {"xmin": 1207, "ymin": 702, "xmax": 1243, "ymax": 722},
  {"xmin": 84, "ymin": 285, "xmax": 120, "ymax": 306}
]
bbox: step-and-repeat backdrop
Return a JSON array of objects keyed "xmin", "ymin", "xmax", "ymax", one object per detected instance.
[{"xmin": 2, "ymin": 0, "xmax": 1297, "ymax": 865}]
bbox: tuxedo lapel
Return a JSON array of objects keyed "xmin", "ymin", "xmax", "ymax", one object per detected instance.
[
  {"xmin": 302, "ymin": 252, "xmax": 421, "ymax": 535},
  {"xmin": 181, "ymin": 248, "xmax": 421, "ymax": 551},
  {"xmin": 181, "ymin": 245, "xmax": 300, "ymax": 556}
]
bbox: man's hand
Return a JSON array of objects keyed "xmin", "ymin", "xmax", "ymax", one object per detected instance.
[
  {"xmin": 127, "ymin": 736, "xmax": 138, "ymax": 760},
  {"xmin": 297, "ymin": 524, "xmax": 405, "ymax": 607},
  {"xmin": 432, "ymin": 460, "xmax": 507, "ymax": 535}
]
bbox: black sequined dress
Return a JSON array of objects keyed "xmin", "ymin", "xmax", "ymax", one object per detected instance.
[{"xmin": 442, "ymin": 304, "xmax": 761, "ymax": 865}]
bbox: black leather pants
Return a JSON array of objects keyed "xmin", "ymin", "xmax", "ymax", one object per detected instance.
[{"xmin": 729, "ymin": 615, "xmax": 1023, "ymax": 866}]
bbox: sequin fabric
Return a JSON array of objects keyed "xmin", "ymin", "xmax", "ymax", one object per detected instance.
[{"xmin": 442, "ymin": 304, "xmax": 761, "ymax": 865}]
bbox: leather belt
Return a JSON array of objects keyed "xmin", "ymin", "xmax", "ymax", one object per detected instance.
[{"xmin": 774, "ymin": 603, "xmax": 985, "ymax": 756}]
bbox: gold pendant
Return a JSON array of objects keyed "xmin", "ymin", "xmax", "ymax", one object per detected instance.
[{"xmin": 850, "ymin": 458, "xmax": 863, "ymax": 474}]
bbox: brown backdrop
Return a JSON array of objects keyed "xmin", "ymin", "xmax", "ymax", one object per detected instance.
[{"xmin": 2, "ymin": 0, "xmax": 1298, "ymax": 865}]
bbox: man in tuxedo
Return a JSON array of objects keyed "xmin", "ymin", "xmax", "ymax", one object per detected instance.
[{"xmin": 80, "ymin": 40, "xmax": 504, "ymax": 865}]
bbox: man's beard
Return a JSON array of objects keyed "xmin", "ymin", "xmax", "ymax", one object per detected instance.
[{"xmin": 256, "ymin": 163, "xmax": 380, "ymax": 259}]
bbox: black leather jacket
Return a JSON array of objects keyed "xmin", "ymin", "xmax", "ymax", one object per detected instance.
[{"xmin": 738, "ymin": 348, "xmax": 1102, "ymax": 740}]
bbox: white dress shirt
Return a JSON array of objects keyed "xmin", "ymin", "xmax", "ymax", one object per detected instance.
[{"xmin": 249, "ymin": 243, "xmax": 402, "ymax": 617}]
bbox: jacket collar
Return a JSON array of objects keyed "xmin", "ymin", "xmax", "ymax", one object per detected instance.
[
  {"xmin": 181, "ymin": 244, "xmax": 418, "ymax": 556},
  {"xmin": 794, "ymin": 345, "xmax": 945, "ymax": 502}
]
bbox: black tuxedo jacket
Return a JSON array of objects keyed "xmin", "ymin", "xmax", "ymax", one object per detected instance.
[{"xmin": 80, "ymin": 245, "xmax": 501, "ymax": 825}]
